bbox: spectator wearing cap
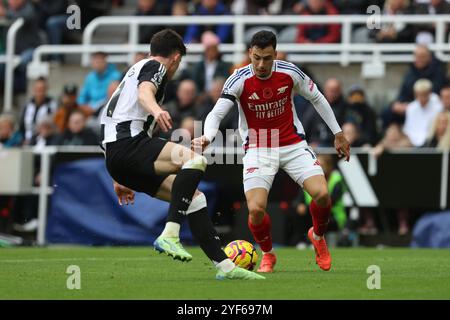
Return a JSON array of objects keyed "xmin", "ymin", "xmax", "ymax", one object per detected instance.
[
  {"xmin": 19, "ymin": 77, "xmax": 57, "ymax": 145},
  {"xmin": 0, "ymin": 114, "xmax": 22, "ymax": 148},
  {"xmin": 296, "ymin": 0, "xmax": 341, "ymax": 44},
  {"xmin": 345, "ymin": 85, "xmax": 379, "ymax": 146},
  {"xmin": 403, "ymin": 79, "xmax": 443, "ymax": 147},
  {"xmin": 77, "ymin": 52, "xmax": 122, "ymax": 116},
  {"xmin": 189, "ymin": 31, "xmax": 232, "ymax": 94},
  {"xmin": 184, "ymin": 0, "xmax": 232, "ymax": 44},
  {"xmin": 54, "ymin": 84, "xmax": 81, "ymax": 133}
]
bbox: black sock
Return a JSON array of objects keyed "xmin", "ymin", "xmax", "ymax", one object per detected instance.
[
  {"xmin": 188, "ymin": 207, "xmax": 228, "ymax": 263},
  {"xmin": 166, "ymin": 168, "xmax": 204, "ymax": 224}
]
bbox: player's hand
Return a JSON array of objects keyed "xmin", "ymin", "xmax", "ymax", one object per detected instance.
[
  {"xmin": 113, "ymin": 181, "xmax": 135, "ymax": 206},
  {"xmin": 154, "ymin": 109, "xmax": 173, "ymax": 133},
  {"xmin": 334, "ymin": 131, "xmax": 350, "ymax": 162},
  {"xmin": 191, "ymin": 135, "xmax": 210, "ymax": 153}
]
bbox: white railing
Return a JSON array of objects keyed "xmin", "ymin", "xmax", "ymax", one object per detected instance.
[
  {"xmin": 3, "ymin": 18, "xmax": 24, "ymax": 113},
  {"xmin": 81, "ymin": 14, "xmax": 450, "ymax": 66}
]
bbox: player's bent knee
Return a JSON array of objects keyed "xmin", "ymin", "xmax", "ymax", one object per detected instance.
[
  {"xmin": 186, "ymin": 192, "xmax": 207, "ymax": 214},
  {"xmin": 182, "ymin": 155, "xmax": 208, "ymax": 172},
  {"xmin": 314, "ymin": 191, "xmax": 331, "ymax": 207},
  {"xmin": 248, "ymin": 203, "xmax": 265, "ymax": 220}
]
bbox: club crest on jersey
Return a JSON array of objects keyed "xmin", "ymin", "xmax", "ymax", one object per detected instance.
[
  {"xmin": 277, "ymin": 85, "xmax": 288, "ymax": 94},
  {"xmin": 263, "ymin": 87, "xmax": 273, "ymax": 99}
]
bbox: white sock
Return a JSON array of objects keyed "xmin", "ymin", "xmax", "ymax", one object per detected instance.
[
  {"xmin": 313, "ymin": 231, "xmax": 323, "ymax": 241},
  {"xmin": 160, "ymin": 222, "xmax": 180, "ymax": 238},
  {"xmin": 215, "ymin": 259, "xmax": 236, "ymax": 273}
]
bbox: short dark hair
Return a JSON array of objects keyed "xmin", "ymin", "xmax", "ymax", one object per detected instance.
[
  {"xmin": 150, "ymin": 29, "xmax": 187, "ymax": 57},
  {"xmin": 250, "ymin": 30, "xmax": 277, "ymax": 50}
]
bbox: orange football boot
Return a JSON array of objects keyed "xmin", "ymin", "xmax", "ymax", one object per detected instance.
[
  {"xmin": 257, "ymin": 252, "xmax": 277, "ymax": 273},
  {"xmin": 308, "ymin": 227, "xmax": 332, "ymax": 271}
]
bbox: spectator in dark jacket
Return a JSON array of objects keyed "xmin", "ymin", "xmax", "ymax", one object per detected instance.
[
  {"xmin": 54, "ymin": 110, "xmax": 99, "ymax": 146},
  {"xmin": 382, "ymin": 45, "xmax": 447, "ymax": 128},
  {"xmin": 414, "ymin": 0, "xmax": 450, "ymax": 44},
  {"xmin": 189, "ymin": 31, "xmax": 231, "ymax": 93},
  {"xmin": 296, "ymin": 0, "xmax": 341, "ymax": 44},
  {"xmin": 184, "ymin": 0, "xmax": 232, "ymax": 43},
  {"xmin": 345, "ymin": 85, "xmax": 379, "ymax": 146},
  {"xmin": 135, "ymin": 0, "xmax": 170, "ymax": 44}
]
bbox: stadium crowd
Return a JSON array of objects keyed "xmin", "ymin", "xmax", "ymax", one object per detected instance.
[{"xmin": 1, "ymin": 0, "xmax": 450, "ymax": 244}]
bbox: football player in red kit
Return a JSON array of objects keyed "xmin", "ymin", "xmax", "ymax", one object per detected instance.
[{"xmin": 192, "ymin": 30, "xmax": 350, "ymax": 273}]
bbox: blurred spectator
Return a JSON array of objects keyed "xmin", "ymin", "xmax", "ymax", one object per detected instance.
[
  {"xmin": 291, "ymin": 154, "xmax": 348, "ymax": 247},
  {"xmin": 440, "ymin": 84, "xmax": 450, "ymax": 112},
  {"xmin": 196, "ymin": 77, "xmax": 238, "ymax": 140},
  {"xmin": 77, "ymin": 52, "xmax": 122, "ymax": 116},
  {"xmin": 382, "ymin": 45, "xmax": 447, "ymax": 127},
  {"xmin": 53, "ymin": 110, "xmax": 99, "ymax": 146},
  {"xmin": 54, "ymin": 84, "xmax": 80, "ymax": 133},
  {"xmin": 184, "ymin": 0, "xmax": 233, "ymax": 43},
  {"xmin": 296, "ymin": 0, "xmax": 341, "ymax": 44},
  {"xmin": 190, "ymin": 31, "xmax": 232, "ymax": 93},
  {"xmin": 333, "ymin": 0, "xmax": 382, "ymax": 14},
  {"xmin": 372, "ymin": 123, "xmax": 413, "ymax": 158},
  {"xmin": 180, "ymin": 116, "xmax": 196, "ymax": 140},
  {"xmin": 234, "ymin": 0, "xmax": 275, "ymax": 15},
  {"xmin": 370, "ymin": 0, "xmax": 415, "ymax": 43},
  {"xmin": 19, "ymin": 77, "xmax": 56, "ymax": 145},
  {"xmin": 169, "ymin": 0, "xmax": 189, "ymax": 39},
  {"xmin": 403, "ymin": 79, "xmax": 443, "ymax": 147},
  {"xmin": 76, "ymin": 0, "xmax": 112, "ymax": 29},
  {"xmin": 0, "ymin": 113, "xmax": 22, "ymax": 148},
  {"xmin": 424, "ymin": 111, "xmax": 450, "ymax": 150},
  {"xmin": 303, "ymin": 78, "xmax": 347, "ymax": 146},
  {"xmin": 135, "ymin": 0, "xmax": 170, "ymax": 44},
  {"xmin": 163, "ymin": 79, "xmax": 198, "ymax": 139},
  {"xmin": 414, "ymin": 0, "xmax": 450, "ymax": 44},
  {"xmin": 29, "ymin": 116, "xmax": 57, "ymax": 147},
  {"xmin": 342, "ymin": 121, "xmax": 365, "ymax": 147},
  {"xmin": 0, "ymin": 0, "xmax": 43, "ymax": 93},
  {"xmin": 33, "ymin": 0, "xmax": 68, "ymax": 63},
  {"xmin": 345, "ymin": 85, "xmax": 379, "ymax": 145}
]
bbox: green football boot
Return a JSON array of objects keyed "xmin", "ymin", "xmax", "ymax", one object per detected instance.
[
  {"xmin": 216, "ymin": 266, "xmax": 266, "ymax": 280},
  {"xmin": 153, "ymin": 236, "xmax": 193, "ymax": 262}
]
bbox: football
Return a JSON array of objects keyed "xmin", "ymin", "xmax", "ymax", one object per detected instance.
[{"xmin": 224, "ymin": 240, "xmax": 259, "ymax": 270}]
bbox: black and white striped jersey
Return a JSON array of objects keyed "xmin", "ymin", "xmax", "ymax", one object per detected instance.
[{"xmin": 100, "ymin": 58, "xmax": 168, "ymax": 146}]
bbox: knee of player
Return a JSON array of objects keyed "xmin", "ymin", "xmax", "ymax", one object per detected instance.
[
  {"xmin": 182, "ymin": 155, "xmax": 208, "ymax": 172},
  {"xmin": 313, "ymin": 190, "xmax": 331, "ymax": 207},
  {"xmin": 248, "ymin": 202, "xmax": 266, "ymax": 218}
]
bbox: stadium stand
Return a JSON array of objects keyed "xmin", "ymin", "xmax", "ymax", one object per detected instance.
[{"xmin": 0, "ymin": 0, "xmax": 450, "ymax": 249}]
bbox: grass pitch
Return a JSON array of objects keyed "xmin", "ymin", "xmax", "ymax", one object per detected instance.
[{"xmin": 0, "ymin": 247, "xmax": 449, "ymax": 300}]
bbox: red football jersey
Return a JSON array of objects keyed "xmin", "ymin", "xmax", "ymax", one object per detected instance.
[{"xmin": 221, "ymin": 60, "xmax": 317, "ymax": 149}]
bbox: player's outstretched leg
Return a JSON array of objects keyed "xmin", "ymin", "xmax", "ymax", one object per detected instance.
[
  {"xmin": 152, "ymin": 153, "xmax": 208, "ymax": 261},
  {"xmin": 246, "ymin": 189, "xmax": 277, "ymax": 273},
  {"xmin": 186, "ymin": 196, "xmax": 265, "ymax": 280}
]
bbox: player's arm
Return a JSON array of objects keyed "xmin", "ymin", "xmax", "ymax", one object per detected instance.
[
  {"xmin": 192, "ymin": 72, "xmax": 242, "ymax": 152},
  {"xmin": 192, "ymin": 98, "xmax": 234, "ymax": 152},
  {"xmin": 296, "ymin": 71, "xmax": 350, "ymax": 161},
  {"xmin": 137, "ymin": 61, "xmax": 172, "ymax": 132}
]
